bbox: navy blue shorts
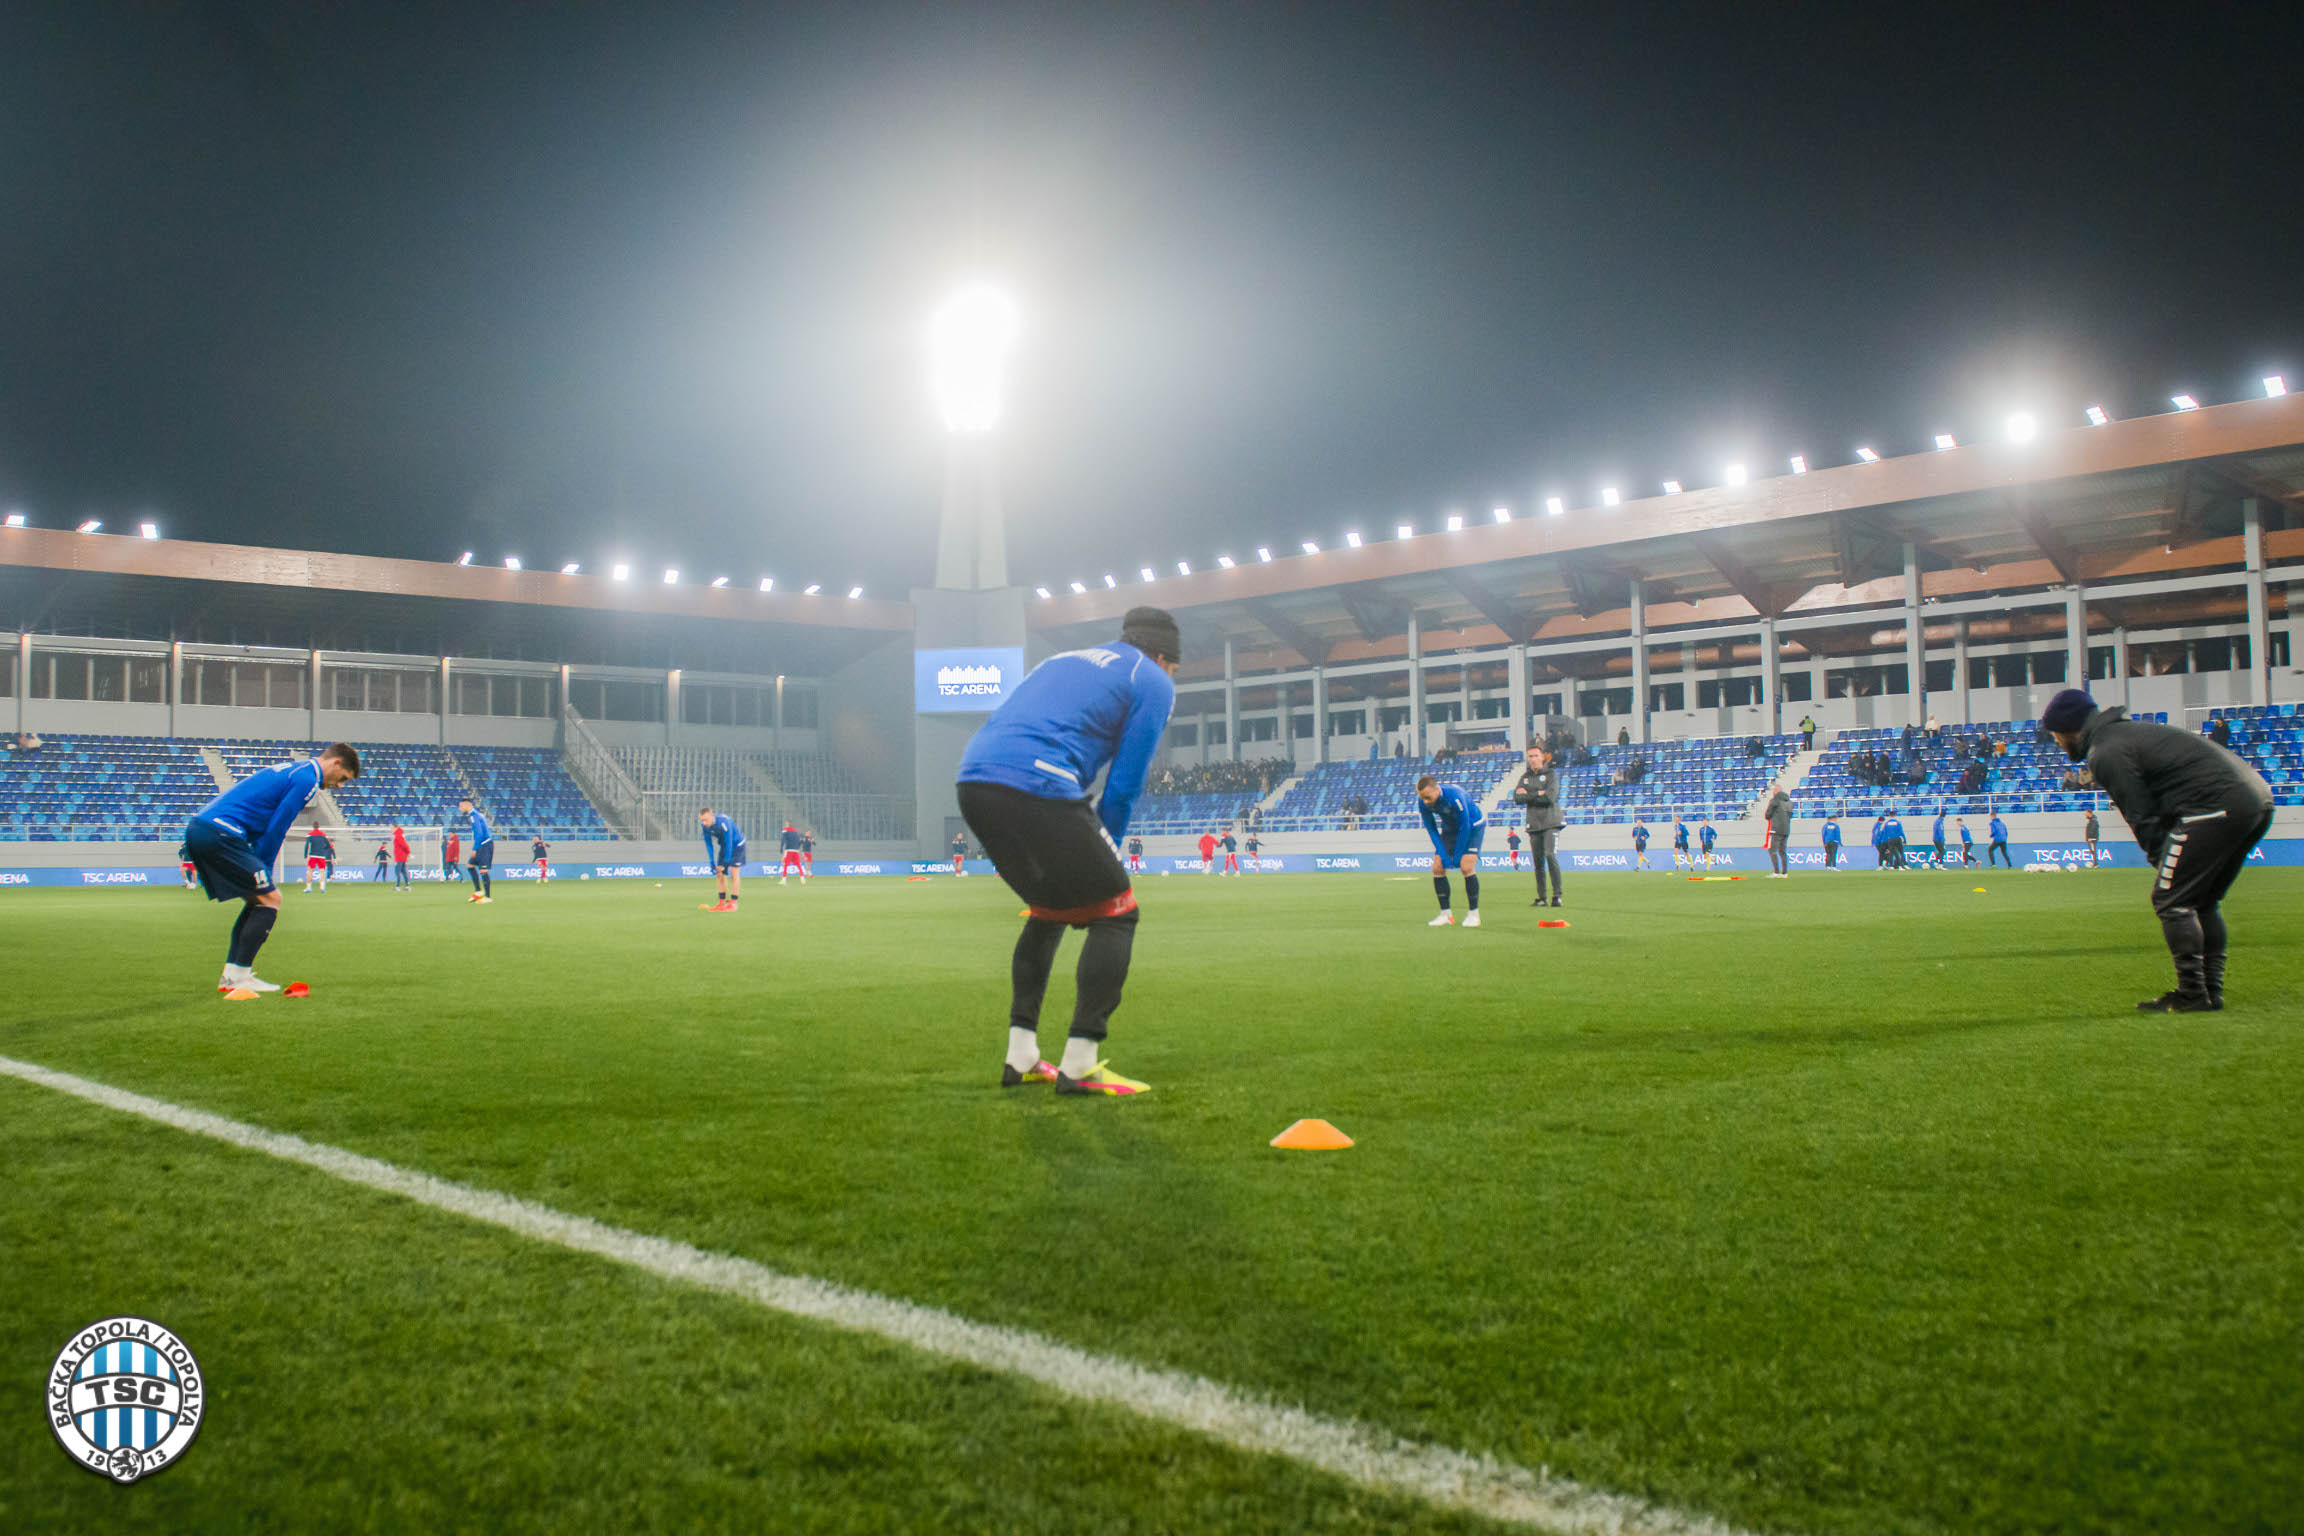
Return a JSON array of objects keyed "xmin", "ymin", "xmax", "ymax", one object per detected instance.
[
  {"xmin": 185, "ymin": 819, "xmax": 275, "ymax": 903},
  {"xmin": 469, "ymin": 842, "xmax": 495, "ymax": 868}
]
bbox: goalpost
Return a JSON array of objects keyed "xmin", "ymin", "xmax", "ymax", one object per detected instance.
[{"xmin": 296, "ymin": 825, "xmax": 451, "ymax": 884}]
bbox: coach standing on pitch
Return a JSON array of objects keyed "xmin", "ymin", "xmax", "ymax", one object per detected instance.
[
  {"xmin": 957, "ymin": 606, "xmax": 1178, "ymax": 1097},
  {"xmin": 1510, "ymin": 742, "xmax": 1565, "ymax": 906},
  {"xmin": 2040, "ymin": 689, "xmax": 2273, "ymax": 1012}
]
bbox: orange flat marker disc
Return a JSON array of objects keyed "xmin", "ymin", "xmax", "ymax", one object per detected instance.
[
  {"xmin": 283, "ymin": 982, "xmax": 311, "ymax": 998},
  {"xmin": 222, "ymin": 988, "xmax": 259, "ymax": 1001},
  {"xmin": 1270, "ymin": 1118, "xmax": 1354, "ymax": 1150},
  {"xmin": 1537, "ymin": 919, "xmax": 1570, "ymax": 928}
]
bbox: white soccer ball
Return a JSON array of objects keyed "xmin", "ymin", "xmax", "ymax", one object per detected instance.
[
  {"xmin": 580, "ymin": 873, "xmax": 590, "ymax": 880},
  {"xmin": 1160, "ymin": 869, "xmax": 1169, "ymax": 876}
]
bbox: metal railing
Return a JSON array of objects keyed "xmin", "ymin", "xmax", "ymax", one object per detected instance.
[{"xmin": 559, "ymin": 704, "xmax": 650, "ymax": 838}]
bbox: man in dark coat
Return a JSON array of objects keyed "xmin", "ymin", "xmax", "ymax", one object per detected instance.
[
  {"xmin": 2042, "ymin": 689, "xmax": 2274, "ymax": 1011},
  {"xmin": 1763, "ymin": 789, "xmax": 1793, "ymax": 876},
  {"xmin": 1510, "ymin": 743, "xmax": 1566, "ymax": 907}
]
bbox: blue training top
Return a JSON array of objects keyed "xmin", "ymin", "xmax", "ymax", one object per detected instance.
[
  {"xmin": 957, "ymin": 641, "xmax": 1177, "ymax": 840},
  {"xmin": 1988, "ymin": 816, "xmax": 2007, "ymax": 841},
  {"xmin": 1933, "ymin": 814, "xmax": 1947, "ymax": 842},
  {"xmin": 468, "ymin": 808, "xmax": 493, "ymax": 848},
  {"xmin": 1417, "ymin": 784, "xmax": 1484, "ymax": 860},
  {"xmin": 1699, "ymin": 823, "xmax": 1716, "ymax": 847},
  {"xmin": 194, "ymin": 759, "xmax": 324, "ymax": 865},
  {"xmin": 1822, "ymin": 819, "xmax": 1841, "ymax": 844},
  {"xmin": 704, "ymin": 813, "xmax": 744, "ymax": 865}
]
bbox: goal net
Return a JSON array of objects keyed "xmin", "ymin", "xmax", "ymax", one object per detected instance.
[{"xmin": 295, "ymin": 825, "xmax": 451, "ymax": 883}]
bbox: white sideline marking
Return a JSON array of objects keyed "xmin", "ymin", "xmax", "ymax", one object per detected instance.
[{"xmin": 1, "ymin": 1055, "xmax": 1757, "ymax": 1536}]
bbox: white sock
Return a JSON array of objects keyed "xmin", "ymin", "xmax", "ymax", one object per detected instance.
[
  {"xmin": 1007, "ymin": 1027, "xmax": 1041, "ymax": 1072},
  {"xmin": 1060, "ymin": 1036, "xmax": 1101, "ymax": 1078}
]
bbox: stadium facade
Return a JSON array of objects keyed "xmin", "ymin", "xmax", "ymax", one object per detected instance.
[{"xmin": 5, "ymin": 393, "xmax": 2301, "ymax": 875}]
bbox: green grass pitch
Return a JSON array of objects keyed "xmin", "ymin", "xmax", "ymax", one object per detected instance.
[{"xmin": 3, "ymin": 867, "xmax": 2301, "ymax": 1534}]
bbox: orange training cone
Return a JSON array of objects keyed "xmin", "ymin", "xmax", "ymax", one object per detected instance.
[
  {"xmin": 283, "ymin": 982, "xmax": 311, "ymax": 998},
  {"xmin": 1270, "ymin": 1118, "xmax": 1354, "ymax": 1150}
]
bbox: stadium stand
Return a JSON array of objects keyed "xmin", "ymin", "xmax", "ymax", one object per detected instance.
[
  {"xmin": 325, "ymin": 743, "xmax": 468, "ymax": 828},
  {"xmin": 1127, "ymin": 790, "xmax": 1266, "ymax": 833},
  {"xmin": 1794, "ymin": 719, "xmax": 2147, "ymax": 818},
  {"xmin": 450, "ymin": 746, "xmax": 615, "ymax": 838},
  {"xmin": 611, "ymin": 745, "xmax": 912, "ymax": 841},
  {"xmin": 2201, "ymin": 705, "xmax": 2304, "ymax": 806},
  {"xmin": 1253, "ymin": 751, "xmax": 1514, "ymax": 833},
  {"xmin": 1497, "ymin": 734, "xmax": 1801, "ymax": 826},
  {"xmin": 0, "ymin": 734, "xmax": 219, "ymax": 841}
]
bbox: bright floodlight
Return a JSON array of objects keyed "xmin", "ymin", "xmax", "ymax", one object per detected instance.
[
  {"xmin": 1544, "ymin": 496, "xmax": 1565, "ymax": 516},
  {"xmin": 505, "ymin": 556, "xmax": 522, "ymax": 571},
  {"xmin": 1344, "ymin": 532, "xmax": 1362, "ymax": 549},
  {"xmin": 1445, "ymin": 513, "xmax": 1464, "ymax": 532},
  {"xmin": 563, "ymin": 562, "xmax": 582, "ymax": 575},
  {"xmin": 1177, "ymin": 560, "xmax": 1192, "ymax": 575},
  {"xmin": 1933, "ymin": 433, "xmax": 1957, "ymax": 450},
  {"xmin": 758, "ymin": 576, "xmax": 773, "ymax": 591},
  {"xmin": 929, "ymin": 283, "xmax": 1020, "ymax": 433},
  {"xmin": 1256, "ymin": 547, "xmax": 1272, "ymax": 563},
  {"xmin": 1600, "ymin": 487, "xmax": 1620, "ymax": 507},
  {"xmin": 455, "ymin": 549, "xmax": 472, "ymax": 564},
  {"xmin": 1217, "ymin": 555, "xmax": 1235, "ymax": 569},
  {"xmin": 1723, "ymin": 463, "xmax": 1748, "ymax": 487},
  {"xmin": 140, "ymin": 521, "xmax": 160, "ymax": 539},
  {"xmin": 1034, "ymin": 586, "xmax": 1051, "ymax": 599},
  {"xmin": 1855, "ymin": 446, "xmax": 1880, "ymax": 462},
  {"xmin": 663, "ymin": 568, "xmax": 679, "ymax": 584},
  {"xmin": 1396, "ymin": 523, "xmax": 1414, "ymax": 540},
  {"xmin": 2170, "ymin": 394, "xmax": 2199, "ymax": 412},
  {"xmin": 1139, "ymin": 566, "xmax": 1156, "ymax": 582},
  {"xmin": 1102, "ymin": 573, "xmax": 1117, "ymax": 588},
  {"xmin": 2265, "ymin": 375, "xmax": 2288, "ymax": 398},
  {"xmin": 2006, "ymin": 412, "xmax": 2038, "ymax": 443},
  {"xmin": 803, "ymin": 583, "xmax": 821, "ymax": 595},
  {"xmin": 611, "ymin": 563, "xmax": 630, "ymax": 581},
  {"xmin": 1070, "ymin": 580, "xmax": 1088, "ymax": 594},
  {"xmin": 2085, "ymin": 405, "xmax": 2109, "ymax": 426},
  {"xmin": 1661, "ymin": 479, "xmax": 1683, "ymax": 495},
  {"xmin": 710, "ymin": 575, "xmax": 728, "ymax": 587},
  {"xmin": 1492, "ymin": 505, "xmax": 1511, "ymax": 524},
  {"xmin": 3, "ymin": 513, "xmax": 24, "ymax": 528},
  {"xmin": 847, "ymin": 586, "xmax": 863, "ymax": 599},
  {"xmin": 1788, "ymin": 456, "xmax": 1808, "ymax": 475},
  {"xmin": 1301, "ymin": 540, "xmax": 1320, "ymax": 555}
]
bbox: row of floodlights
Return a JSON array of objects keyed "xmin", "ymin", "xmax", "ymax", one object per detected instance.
[
  {"xmin": 1030, "ymin": 379, "xmax": 2290, "ymax": 599},
  {"xmin": 448, "ymin": 551, "xmax": 862, "ymax": 599},
  {"xmin": 1, "ymin": 515, "xmax": 166, "ymax": 536}
]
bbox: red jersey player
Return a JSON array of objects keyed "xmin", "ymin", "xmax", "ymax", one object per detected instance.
[{"xmin": 1196, "ymin": 829, "xmax": 1217, "ymax": 874}]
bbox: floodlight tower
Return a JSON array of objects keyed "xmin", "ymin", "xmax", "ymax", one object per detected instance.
[{"xmin": 930, "ymin": 283, "xmax": 1016, "ymax": 590}]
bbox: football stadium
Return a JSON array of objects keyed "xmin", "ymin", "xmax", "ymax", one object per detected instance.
[{"xmin": 5, "ymin": 8, "xmax": 2302, "ymax": 1535}]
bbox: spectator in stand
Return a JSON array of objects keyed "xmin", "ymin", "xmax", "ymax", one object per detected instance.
[
  {"xmin": 2207, "ymin": 716, "xmax": 2232, "ymax": 747},
  {"xmin": 1617, "ymin": 726, "xmax": 1631, "ymax": 747},
  {"xmin": 1798, "ymin": 714, "xmax": 1817, "ymax": 750}
]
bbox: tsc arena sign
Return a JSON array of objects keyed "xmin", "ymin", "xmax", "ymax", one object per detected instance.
[{"xmin": 914, "ymin": 647, "xmax": 1025, "ymax": 713}]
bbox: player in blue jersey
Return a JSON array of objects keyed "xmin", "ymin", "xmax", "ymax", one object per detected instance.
[
  {"xmin": 1631, "ymin": 817, "xmax": 1650, "ymax": 871},
  {"xmin": 1415, "ymin": 776, "xmax": 1486, "ymax": 927},
  {"xmin": 184, "ymin": 743, "xmax": 361, "ymax": 993},
  {"xmin": 1882, "ymin": 812, "xmax": 1908, "ymax": 868},
  {"xmin": 1671, "ymin": 815, "xmax": 1692, "ymax": 870},
  {"xmin": 1931, "ymin": 810, "xmax": 1949, "ymax": 867},
  {"xmin": 458, "ymin": 797, "xmax": 495, "ymax": 902},
  {"xmin": 1698, "ymin": 818, "xmax": 1717, "ymax": 870},
  {"xmin": 1987, "ymin": 812, "xmax": 2011, "ymax": 867},
  {"xmin": 957, "ymin": 607, "xmax": 1179, "ymax": 1098},
  {"xmin": 698, "ymin": 807, "xmax": 746, "ymax": 910},
  {"xmin": 1957, "ymin": 817, "xmax": 1975, "ymax": 865},
  {"xmin": 1821, "ymin": 811, "xmax": 1842, "ymax": 869}
]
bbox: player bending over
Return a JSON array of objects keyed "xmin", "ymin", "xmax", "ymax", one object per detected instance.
[
  {"xmin": 699, "ymin": 807, "xmax": 745, "ymax": 910},
  {"xmin": 184, "ymin": 743, "xmax": 361, "ymax": 993},
  {"xmin": 957, "ymin": 605, "xmax": 1178, "ymax": 1097},
  {"xmin": 1416, "ymin": 775, "xmax": 1485, "ymax": 927},
  {"xmin": 2042, "ymin": 689, "xmax": 2273, "ymax": 1011},
  {"xmin": 459, "ymin": 797, "xmax": 495, "ymax": 902}
]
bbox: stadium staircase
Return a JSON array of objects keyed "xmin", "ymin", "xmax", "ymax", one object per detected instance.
[{"xmin": 196, "ymin": 746, "xmax": 233, "ymax": 791}]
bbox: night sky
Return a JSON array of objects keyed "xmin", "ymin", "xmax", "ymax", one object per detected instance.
[{"xmin": 3, "ymin": 2, "xmax": 2299, "ymax": 597}]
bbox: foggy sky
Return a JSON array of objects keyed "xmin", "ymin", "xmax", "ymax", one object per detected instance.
[{"xmin": 3, "ymin": 2, "xmax": 2299, "ymax": 598}]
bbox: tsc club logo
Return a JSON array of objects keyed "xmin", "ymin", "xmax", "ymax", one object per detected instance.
[{"xmin": 48, "ymin": 1317, "xmax": 204, "ymax": 1483}]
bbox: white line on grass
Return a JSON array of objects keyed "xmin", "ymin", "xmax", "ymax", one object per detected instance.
[{"xmin": 2, "ymin": 1054, "xmax": 1757, "ymax": 1536}]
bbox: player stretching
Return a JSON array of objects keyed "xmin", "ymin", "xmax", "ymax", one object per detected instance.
[
  {"xmin": 2041, "ymin": 688, "xmax": 2274, "ymax": 1011},
  {"xmin": 1126, "ymin": 834, "xmax": 1144, "ymax": 873},
  {"xmin": 1671, "ymin": 816, "xmax": 1693, "ymax": 870},
  {"xmin": 951, "ymin": 830, "xmax": 968, "ymax": 875},
  {"xmin": 184, "ymin": 743, "xmax": 361, "ymax": 994},
  {"xmin": 458, "ymin": 797, "xmax": 494, "ymax": 902},
  {"xmin": 1415, "ymin": 775, "xmax": 1485, "ymax": 927},
  {"xmin": 532, "ymin": 835, "xmax": 551, "ymax": 883},
  {"xmin": 1698, "ymin": 818, "xmax": 1717, "ymax": 870},
  {"xmin": 957, "ymin": 605, "xmax": 1178, "ymax": 1098},
  {"xmin": 1218, "ymin": 829, "xmax": 1240, "ymax": 875},
  {"xmin": 301, "ymin": 825, "xmax": 332, "ymax": 892},
  {"xmin": 1631, "ymin": 817, "xmax": 1651, "ymax": 870},
  {"xmin": 776, "ymin": 822, "xmax": 806, "ymax": 884},
  {"xmin": 390, "ymin": 825, "xmax": 411, "ymax": 890},
  {"xmin": 699, "ymin": 807, "xmax": 745, "ymax": 910}
]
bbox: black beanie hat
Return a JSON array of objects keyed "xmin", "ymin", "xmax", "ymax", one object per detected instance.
[
  {"xmin": 1119, "ymin": 606, "xmax": 1181, "ymax": 663},
  {"xmin": 2040, "ymin": 688, "xmax": 2095, "ymax": 735}
]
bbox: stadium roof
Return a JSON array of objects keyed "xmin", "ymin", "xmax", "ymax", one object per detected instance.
[{"xmin": 1029, "ymin": 395, "xmax": 2304, "ymax": 676}]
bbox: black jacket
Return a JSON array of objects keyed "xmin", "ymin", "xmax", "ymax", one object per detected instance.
[
  {"xmin": 1512, "ymin": 765, "xmax": 1564, "ymax": 833},
  {"xmin": 1764, "ymin": 791, "xmax": 1793, "ymax": 835},
  {"xmin": 2076, "ymin": 707, "xmax": 2272, "ymax": 857}
]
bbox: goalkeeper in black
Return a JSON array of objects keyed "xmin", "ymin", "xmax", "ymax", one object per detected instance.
[{"xmin": 2040, "ymin": 689, "xmax": 2273, "ymax": 1012}]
